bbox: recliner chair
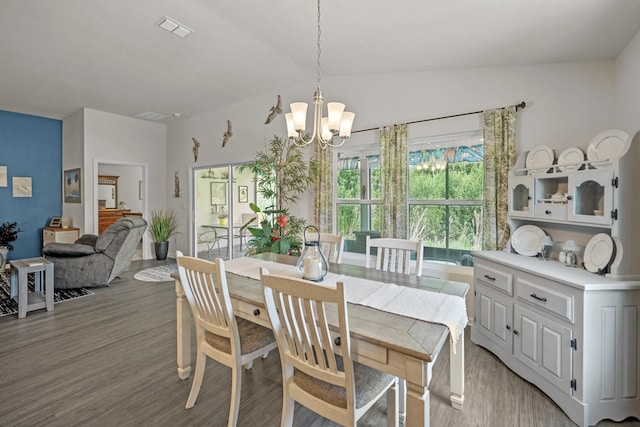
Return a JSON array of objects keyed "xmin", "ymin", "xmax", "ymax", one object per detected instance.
[{"xmin": 43, "ymin": 216, "xmax": 147, "ymax": 289}]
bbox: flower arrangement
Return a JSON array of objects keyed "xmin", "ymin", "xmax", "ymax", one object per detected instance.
[
  {"xmin": 246, "ymin": 203, "xmax": 304, "ymax": 256},
  {"xmin": 0, "ymin": 221, "xmax": 23, "ymax": 250}
]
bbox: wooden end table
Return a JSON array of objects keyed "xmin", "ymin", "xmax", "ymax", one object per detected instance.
[{"xmin": 10, "ymin": 257, "xmax": 55, "ymax": 318}]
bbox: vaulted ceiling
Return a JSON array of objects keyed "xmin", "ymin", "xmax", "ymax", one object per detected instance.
[{"xmin": 1, "ymin": 0, "xmax": 639, "ymax": 122}]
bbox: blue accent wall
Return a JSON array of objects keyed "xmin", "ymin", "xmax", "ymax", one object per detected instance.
[{"xmin": 0, "ymin": 110, "xmax": 62, "ymax": 260}]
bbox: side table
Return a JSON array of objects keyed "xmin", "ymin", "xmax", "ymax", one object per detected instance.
[{"xmin": 10, "ymin": 257, "xmax": 55, "ymax": 318}]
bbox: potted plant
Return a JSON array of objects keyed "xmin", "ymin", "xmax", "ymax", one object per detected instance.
[
  {"xmin": 0, "ymin": 221, "xmax": 23, "ymax": 270},
  {"xmin": 239, "ymin": 135, "xmax": 318, "ymax": 256},
  {"xmin": 217, "ymin": 206, "xmax": 229, "ymax": 226},
  {"xmin": 148, "ymin": 209, "xmax": 180, "ymax": 260}
]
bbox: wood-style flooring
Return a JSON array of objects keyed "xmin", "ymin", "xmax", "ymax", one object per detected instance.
[{"xmin": 0, "ymin": 259, "xmax": 638, "ymax": 427}]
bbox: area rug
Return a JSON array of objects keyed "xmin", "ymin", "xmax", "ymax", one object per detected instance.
[
  {"xmin": 133, "ymin": 264, "xmax": 178, "ymax": 282},
  {"xmin": 0, "ymin": 272, "xmax": 93, "ymax": 318}
]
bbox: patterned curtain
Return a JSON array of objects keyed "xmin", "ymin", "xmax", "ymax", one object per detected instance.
[
  {"xmin": 380, "ymin": 124, "xmax": 408, "ymax": 238},
  {"xmin": 482, "ymin": 107, "xmax": 516, "ymax": 250},
  {"xmin": 313, "ymin": 143, "xmax": 333, "ymax": 233}
]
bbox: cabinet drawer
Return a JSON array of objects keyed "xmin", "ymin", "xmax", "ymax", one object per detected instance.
[
  {"xmin": 516, "ymin": 278, "xmax": 574, "ymax": 323},
  {"xmin": 535, "ymin": 203, "xmax": 566, "ymax": 220},
  {"xmin": 475, "ymin": 262, "xmax": 513, "ymax": 295}
]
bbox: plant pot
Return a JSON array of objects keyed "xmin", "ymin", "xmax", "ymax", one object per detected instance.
[
  {"xmin": 0, "ymin": 246, "xmax": 8, "ymax": 271},
  {"xmin": 219, "ymin": 218, "xmax": 228, "ymax": 226},
  {"xmin": 154, "ymin": 241, "xmax": 169, "ymax": 261}
]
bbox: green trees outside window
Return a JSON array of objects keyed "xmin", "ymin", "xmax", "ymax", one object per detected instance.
[{"xmin": 336, "ymin": 136, "xmax": 483, "ymax": 265}]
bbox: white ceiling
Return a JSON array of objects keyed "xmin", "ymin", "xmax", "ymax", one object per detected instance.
[{"xmin": 1, "ymin": 0, "xmax": 640, "ymax": 122}]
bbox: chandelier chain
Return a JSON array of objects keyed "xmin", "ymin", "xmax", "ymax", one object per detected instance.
[{"xmin": 316, "ymin": 0, "xmax": 322, "ymax": 89}]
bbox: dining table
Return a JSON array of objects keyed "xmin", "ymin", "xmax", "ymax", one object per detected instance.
[{"xmin": 173, "ymin": 253, "xmax": 468, "ymax": 427}]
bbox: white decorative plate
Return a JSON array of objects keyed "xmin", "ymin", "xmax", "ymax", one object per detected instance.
[
  {"xmin": 557, "ymin": 147, "xmax": 584, "ymax": 172},
  {"xmin": 583, "ymin": 233, "xmax": 615, "ymax": 273},
  {"xmin": 525, "ymin": 145, "xmax": 555, "ymax": 174},
  {"xmin": 511, "ymin": 225, "xmax": 546, "ymax": 257},
  {"xmin": 586, "ymin": 129, "xmax": 629, "ymax": 168}
]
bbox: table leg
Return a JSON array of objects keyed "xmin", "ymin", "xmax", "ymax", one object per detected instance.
[
  {"xmin": 18, "ymin": 270, "xmax": 28, "ymax": 319},
  {"xmin": 45, "ymin": 264, "xmax": 54, "ymax": 311},
  {"xmin": 449, "ymin": 335, "xmax": 465, "ymax": 409},
  {"xmin": 175, "ymin": 279, "xmax": 192, "ymax": 380},
  {"xmin": 404, "ymin": 357, "xmax": 431, "ymax": 427}
]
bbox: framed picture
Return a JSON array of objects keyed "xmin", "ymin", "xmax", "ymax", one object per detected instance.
[
  {"xmin": 64, "ymin": 168, "xmax": 81, "ymax": 203},
  {"xmin": 210, "ymin": 182, "xmax": 226, "ymax": 206},
  {"xmin": 238, "ymin": 186, "xmax": 248, "ymax": 203},
  {"xmin": 12, "ymin": 177, "xmax": 32, "ymax": 197}
]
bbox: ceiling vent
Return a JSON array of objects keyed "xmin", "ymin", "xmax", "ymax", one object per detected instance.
[
  {"xmin": 158, "ymin": 16, "xmax": 193, "ymax": 38},
  {"xmin": 135, "ymin": 111, "xmax": 169, "ymax": 121}
]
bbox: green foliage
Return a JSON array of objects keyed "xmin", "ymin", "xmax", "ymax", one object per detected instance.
[
  {"xmin": 0, "ymin": 221, "xmax": 23, "ymax": 250},
  {"xmin": 239, "ymin": 136, "xmax": 319, "ymax": 212},
  {"xmin": 148, "ymin": 209, "xmax": 180, "ymax": 242},
  {"xmin": 245, "ymin": 203, "xmax": 303, "ymax": 256},
  {"xmin": 336, "ymin": 161, "xmax": 484, "ymax": 252},
  {"xmin": 239, "ymin": 136, "xmax": 319, "ymax": 256}
]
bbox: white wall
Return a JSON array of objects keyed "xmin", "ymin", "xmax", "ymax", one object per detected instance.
[
  {"xmin": 165, "ymin": 61, "xmax": 616, "ymax": 255},
  {"xmin": 61, "ymin": 109, "xmax": 85, "ymax": 230},
  {"xmin": 614, "ymin": 28, "xmax": 640, "ymax": 138},
  {"xmin": 63, "ymin": 108, "xmax": 166, "ymax": 258}
]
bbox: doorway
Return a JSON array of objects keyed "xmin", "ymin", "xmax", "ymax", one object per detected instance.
[{"xmin": 95, "ymin": 160, "xmax": 149, "ymax": 259}]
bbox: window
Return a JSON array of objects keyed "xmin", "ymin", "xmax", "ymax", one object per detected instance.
[{"xmin": 335, "ymin": 131, "xmax": 483, "ymax": 265}]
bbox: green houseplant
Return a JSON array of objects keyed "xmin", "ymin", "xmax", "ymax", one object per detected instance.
[
  {"xmin": 148, "ymin": 209, "xmax": 180, "ymax": 260},
  {"xmin": 240, "ymin": 136, "xmax": 318, "ymax": 256},
  {"xmin": 0, "ymin": 221, "xmax": 23, "ymax": 270}
]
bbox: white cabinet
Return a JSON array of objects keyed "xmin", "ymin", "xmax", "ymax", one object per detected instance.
[
  {"xmin": 471, "ymin": 253, "xmax": 640, "ymax": 427},
  {"xmin": 42, "ymin": 227, "xmax": 79, "ymax": 248},
  {"xmin": 507, "ymin": 131, "xmax": 640, "ymax": 280},
  {"xmin": 513, "ymin": 304, "xmax": 573, "ymax": 392}
]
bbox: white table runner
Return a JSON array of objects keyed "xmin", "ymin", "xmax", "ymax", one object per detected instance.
[{"xmin": 223, "ymin": 257, "xmax": 468, "ymax": 350}]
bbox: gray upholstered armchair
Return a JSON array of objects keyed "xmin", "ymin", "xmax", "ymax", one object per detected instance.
[{"xmin": 43, "ymin": 216, "xmax": 147, "ymax": 289}]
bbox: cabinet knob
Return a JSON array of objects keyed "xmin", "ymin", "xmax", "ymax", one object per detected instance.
[
  {"xmin": 566, "ymin": 195, "xmax": 572, "ymax": 201},
  {"xmin": 506, "ymin": 325, "xmax": 511, "ymax": 330},
  {"xmin": 334, "ymin": 336, "xmax": 341, "ymax": 346},
  {"xmin": 545, "ymin": 210, "xmax": 551, "ymax": 215},
  {"xmin": 253, "ymin": 309, "xmax": 260, "ymax": 316},
  {"xmin": 514, "ymin": 330, "xmax": 519, "ymax": 335}
]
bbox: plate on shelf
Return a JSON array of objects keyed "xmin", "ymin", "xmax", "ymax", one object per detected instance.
[
  {"xmin": 511, "ymin": 225, "xmax": 546, "ymax": 257},
  {"xmin": 586, "ymin": 129, "xmax": 629, "ymax": 168},
  {"xmin": 525, "ymin": 145, "xmax": 555, "ymax": 174},
  {"xmin": 583, "ymin": 233, "xmax": 615, "ymax": 273},
  {"xmin": 557, "ymin": 147, "xmax": 584, "ymax": 171}
]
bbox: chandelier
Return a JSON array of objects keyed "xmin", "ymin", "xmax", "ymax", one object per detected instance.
[{"xmin": 285, "ymin": 0, "xmax": 355, "ymax": 149}]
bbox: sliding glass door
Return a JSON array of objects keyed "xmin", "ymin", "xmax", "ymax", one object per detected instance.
[{"xmin": 191, "ymin": 163, "xmax": 258, "ymax": 260}]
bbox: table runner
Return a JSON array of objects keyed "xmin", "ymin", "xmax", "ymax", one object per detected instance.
[{"xmin": 223, "ymin": 257, "xmax": 468, "ymax": 350}]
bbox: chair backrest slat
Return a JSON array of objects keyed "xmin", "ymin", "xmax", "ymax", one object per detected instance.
[
  {"xmin": 318, "ymin": 233, "xmax": 345, "ymax": 264},
  {"xmin": 261, "ymin": 269, "xmax": 351, "ymax": 388},
  {"xmin": 366, "ymin": 236, "xmax": 424, "ymax": 276},
  {"xmin": 177, "ymin": 253, "xmax": 237, "ymax": 343}
]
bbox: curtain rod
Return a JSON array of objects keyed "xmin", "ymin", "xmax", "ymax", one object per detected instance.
[{"xmin": 351, "ymin": 101, "xmax": 526, "ymax": 134}]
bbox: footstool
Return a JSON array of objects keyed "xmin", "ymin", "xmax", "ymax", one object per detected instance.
[{"xmin": 10, "ymin": 257, "xmax": 55, "ymax": 318}]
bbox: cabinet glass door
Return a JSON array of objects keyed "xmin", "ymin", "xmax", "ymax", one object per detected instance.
[
  {"xmin": 509, "ymin": 176, "xmax": 533, "ymax": 217},
  {"xmin": 567, "ymin": 171, "xmax": 613, "ymax": 225}
]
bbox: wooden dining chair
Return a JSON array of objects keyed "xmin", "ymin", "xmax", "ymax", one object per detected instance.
[
  {"xmin": 176, "ymin": 251, "xmax": 277, "ymax": 426},
  {"xmin": 365, "ymin": 236, "xmax": 424, "ymax": 276},
  {"xmin": 318, "ymin": 232, "xmax": 345, "ymax": 264},
  {"xmin": 261, "ymin": 268, "xmax": 399, "ymax": 427},
  {"xmin": 364, "ymin": 235, "xmax": 423, "ymax": 423}
]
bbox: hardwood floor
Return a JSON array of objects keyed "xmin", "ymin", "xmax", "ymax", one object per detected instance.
[{"xmin": 0, "ymin": 259, "xmax": 638, "ymax": 427}]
